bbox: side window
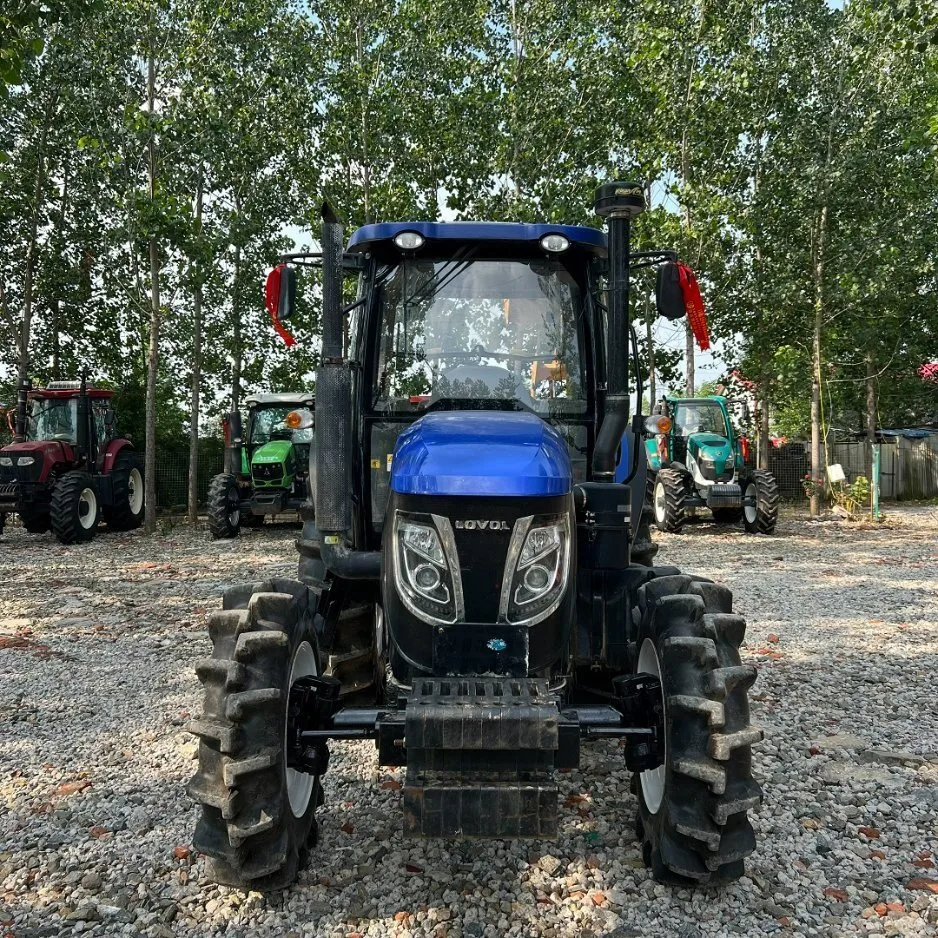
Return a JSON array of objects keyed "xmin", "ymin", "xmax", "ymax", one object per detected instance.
[{"xmin": 93, "ymin": 401, "xmax": 110, "ymax": 444}]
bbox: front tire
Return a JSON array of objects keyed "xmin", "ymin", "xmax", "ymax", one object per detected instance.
[
  {"xmin": 743, "ymin": 470, "xmax": 779, "ymax": 534},
  {"xmin": 632, "ymin": 574, "xmax": 763, "ymax": 884},
  {"xmin": 50, "ymin": 471, "xmax": 100, "ymax": 544},
  {"xmin": 208, "ymin": 473, "xmax": 242, "ymax": 539},
  {"xmin": 188, "ymin": 579, "xmax": 325, "ymax": 890},
  {"xmin": 653, "ymin": 468, "xmax": 688, "ymax": 533},
  {"xmin": 18, "ymin": 506, "xmax": 50, "ymax": 533},
  {"xmin": 104, "ymin": 452, "xmax": 145, "ymax": 530}
]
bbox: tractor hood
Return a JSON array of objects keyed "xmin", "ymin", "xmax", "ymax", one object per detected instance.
[
  {"xmin": 390, "ymin": 411, "xmax": 572, "ymax": 497},
  {"xmin": 251, "ymin": 440, "xmax": 294, "ymax": 465},
  {"xmin": 687, "ymin": 434, "xmax": 733, "ymax": 474},
  {"xmin": 0, "ymin": 440, "xmax": 73, "ymax": 483}
]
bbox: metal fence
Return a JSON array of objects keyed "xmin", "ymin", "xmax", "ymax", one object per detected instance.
[{"xmin": 154, "ymin": 441, "xmax": 224, "ymax": 512}]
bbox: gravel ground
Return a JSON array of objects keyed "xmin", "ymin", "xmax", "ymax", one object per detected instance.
[{"xmin": 1, "ymin": 507, "xmax": 936, "ymax": 938}]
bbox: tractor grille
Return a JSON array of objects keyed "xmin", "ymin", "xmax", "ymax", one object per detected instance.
[
  {"xmin": 0, "ymin": 461, "xmax": 42, "ymax": 484},
  {"xmin": 252, "ymin": 463, "xmax": 284, "ymax": 483}
]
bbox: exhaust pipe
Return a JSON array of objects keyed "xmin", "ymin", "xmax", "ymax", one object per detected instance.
[
  {"xmin": 14, "ymin": 379, "xmax": 30, "ymax": 443},
  {"xmin": 224, "ymin": 411, "xmax": 243, "ymax": 476},
  {"xmin": 77, "ymin": 373, "xmax": 91, "ymax": 461},
  {"xmin": 591, "ymin": 182, "xmax": 645, "ymax": 482},
  {"xmin": 313, "ymin": 202, "xmax": 380, "ymax": 580}
]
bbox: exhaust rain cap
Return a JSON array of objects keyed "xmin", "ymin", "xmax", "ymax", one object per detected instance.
[{"xmin": 594, "ymin": 181, "xmax": 646, "ymax": 219}]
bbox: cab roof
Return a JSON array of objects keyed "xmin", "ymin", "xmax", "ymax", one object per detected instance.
[
  {"xmin": 347, "ymin": 221, "xmax": 607, "ymax": 256},
  {"xmin": 245, "ymin": 392, "xmax": 314, "ymax": 408},
  {"xmin": 30, "ymin": 388, "xmax": 113, "ymax": 400}
]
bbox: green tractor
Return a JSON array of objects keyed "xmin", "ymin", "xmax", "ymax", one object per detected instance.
[
  {"xmin": 207, "ymin": 392, "xmax": 315, "ymax": 538},
  {"xmin": 646, "ymin": 395, "xmax": 778, "ymax": 534}
]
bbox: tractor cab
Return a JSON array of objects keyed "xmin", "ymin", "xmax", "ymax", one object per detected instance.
[{"xmin": 188, "ymin": 186, "xmax": 764, "ymax": 892}]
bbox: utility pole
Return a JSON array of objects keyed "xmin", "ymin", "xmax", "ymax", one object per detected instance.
[
  {"xmin": 645, "ymin": 292, "xmax": 655, "ymax": 406},
  {"xmin": 685, "ymin": 322, "xmax": 695, "ymax": 396}
]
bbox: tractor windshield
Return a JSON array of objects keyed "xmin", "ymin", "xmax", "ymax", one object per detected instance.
[
  {"xmin": 374, "ymin": 257, "xmax": 585, "ymax": 414},
  {"xmin": 27, "ymin": 398, "xmax": 78, "ymax": 442},
  {"xmin": 250, "ymin": 407, "xmax": 313, "ymax": 444},
  {"xmin": 673, "ymin": 401, "xmax": 729, "ymax": 437}
]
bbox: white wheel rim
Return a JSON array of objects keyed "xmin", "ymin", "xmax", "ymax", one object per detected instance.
[
  {"xmin": 637, "ymin": 638, "xmax": 666, "ymax": 815},
  {"xmin": 744, "ymin": 482, "xmax": 758, "ymax": 524},
  {"xmin": 286, "ymin": 640, "xmax": 317, "ymax": 817},
  {"xmin": 78, "ymin": 488, "xmax": 98, "ymax": 530},
  {"xmin": 654, "ymin": 481, "xmax": 667, "ymax": 524},
  {"xmin": 128, "ymin": 468, "xmax": 144, "ymax": 514}
]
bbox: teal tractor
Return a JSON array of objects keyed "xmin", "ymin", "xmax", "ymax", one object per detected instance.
[
  {"xmin": 207, "ymin": 392, "xmax": 315, "ymax": 538},
  {"xmin": 646, "ymin": 395, "xmax": 778, "ymax": 534}
]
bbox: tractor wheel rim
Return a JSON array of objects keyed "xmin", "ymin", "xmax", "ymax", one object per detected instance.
[
  {"xmin": 128, "ymin": 468, "xmax": 144, "ymax": 514},
  {"xmin": 637, "ymin": 638, "xmax": 666, "ymax": 815},
  {"xmin": 744, "ymin": 482, "xmax": 758, "ymax": 524},
  {"xmin": 654, "ymin": 481, "xmax": 667, "ymax": 524},
  {"xmin": 286, "ymin": 640, "xmax": 317, "ymax": 817},
  {"xmin": 78, "ymin": 488, "xmax": 97, "ymax": 530}
]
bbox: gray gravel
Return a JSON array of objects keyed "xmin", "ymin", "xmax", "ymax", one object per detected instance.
[{"xmin": 1, "ymin": 507, "xmax": 936, "ymax": 938}]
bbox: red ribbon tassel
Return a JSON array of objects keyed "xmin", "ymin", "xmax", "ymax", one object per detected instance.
[
  {"xmin": 676, "ymin": 263, "xmax": 710, "ymax": 351},
  {"xmin": 265, "ymin": 264, "xmax": 296, "ymax": 347}
]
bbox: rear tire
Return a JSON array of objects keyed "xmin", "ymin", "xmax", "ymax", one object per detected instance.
[
  {"xmin": 208, "ymin": 473, "xmax": 242, "ymax": 539},
  {"xmin": 50, "ymin": 471, "xmax": 100, "ymax": 544},
  {"xmin": 743, "ymin": 471, "xmax": 779, "ymax": 534},
  {"xmin": 653, "ymin": 468, "xmax": 688, "ymax": 533},
  {"xmin": 104, "ymin": 452, "xmax": 145, "ymax": 530},
  {"xmin": 631, "ymin": 574, "xmax": 763, "ymax": 885},
  {"xmin": 188, "ymin": 579, "xmax": 325, "ymax": 890}
]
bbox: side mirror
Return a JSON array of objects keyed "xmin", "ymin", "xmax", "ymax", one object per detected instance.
[
  {"xmin": 265, "ymin": 264, "xmax": 297, "ymax": 347},
  {"xmin": 104, "ymin": 408, "xmax": 116, "ymax": 436},
  {"xmin": 655, "ymin": 262, "xmax": 686, "ymax": 321}
]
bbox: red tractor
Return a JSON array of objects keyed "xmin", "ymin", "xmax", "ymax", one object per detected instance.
[{"xmin": 0, "ymin": 378, "xmax": 144, "ymax": 543}]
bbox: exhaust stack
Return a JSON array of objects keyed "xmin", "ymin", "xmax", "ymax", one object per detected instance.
[{"xmin": 14, "ymin": 379, "xmax": 30, "ymax": 443}]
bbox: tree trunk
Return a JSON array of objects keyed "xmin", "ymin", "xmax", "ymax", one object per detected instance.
[
  {"xmin": 810, "ymin": 201, "xmax": 828, "ymax": 518},
  {"xmin": 143, "ymin": 33, "xmax": 160, "ymax": 535},
  {"xmin": 231, "ymin": 236, "xmax": 242, "ymax": 413},
  {"xmin": 187, "ymin": 170, "xmax": 204, "ymax": 524},
  {"xmin": 865, "ymin": 354, "xmax": 876, "ymax": 481},
  {"xmin": 17, "ymin": 97, "xmax": 55, "ymax": 386},
  {"xmin": 758, "ymin": 386, "xmax": 770, "ymax": 471}
]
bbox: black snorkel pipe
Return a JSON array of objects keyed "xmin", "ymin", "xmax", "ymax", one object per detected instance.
[
  {"xmin": 592, "ymin": 181, "xmax": 646, "ymax": 483},
  {"xmin": 77, "ymin": 372, "xmax": 91, "ymax": 462},
  {"xmin": 314, "ymin": 203, "xmax": 380, "ymax": 579}
]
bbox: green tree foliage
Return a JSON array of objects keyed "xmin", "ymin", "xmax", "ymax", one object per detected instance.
[{"xmin": 0, "ymin": 0, "xmax": 935, "ymax": 519}]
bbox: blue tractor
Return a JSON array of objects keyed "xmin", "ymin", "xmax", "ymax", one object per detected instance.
[{"xmin": 187, "ymin": 184, "xmax": 763, "ymax": 891}]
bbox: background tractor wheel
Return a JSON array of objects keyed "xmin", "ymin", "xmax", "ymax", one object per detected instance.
[
  {"xmin": 631, "ymin": 574, "xmax": 763, "ymax": 885},
  {"xmin": 188, "ymin": 578, "xmax": 325, "ymax": 891},
  {"xmin": 208, "ymin": 474, "xmax": 242, "ymax": 539},
  {"xmin": 18, "ymin": 506, "xmax": 50, "ymax": 533},
  {"xmin": 711, "ymin": 507, "xmax": 743, "ymax": 524},
  {"xmin": 653, "ymin": 468, "xmax": 688, "ymax": 533},
  {"xmin": 743, "ymin": 470, "xmax": 779, "ymax": 535},
  {"xmin": 104, "ymin": 452, "xmax": 145, "ymax": 530},
  {"xmin": 50, "ymin": 471, "xmax": 100, "ymax": 544}
]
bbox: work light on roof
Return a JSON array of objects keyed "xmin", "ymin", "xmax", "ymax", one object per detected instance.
[
  {"xmin": 393, "ymin": 231, "xmax": 425, "ymax": 251},
  {"xmin": 540, "ymin": 234, "xmax": 569, "ymax": 253}
]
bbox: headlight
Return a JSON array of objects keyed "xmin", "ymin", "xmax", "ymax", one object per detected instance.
[
  {"xmin": 392, "ymin": 512, "xmax": 463, "ymax": 625},
  {"xmin": 0, "ymin": 457, "xmax": 12, "ymax": 467},
  {"xmin": 16, "ymin": 456, "xmax": 35, "ymax": 466},
  {"xmin": 499, "ymin": 515, "xmax": 571, "ymax": 626},
  {"xmin": 283, "ymin": 408, "xmax": 313, "ymax": 430}
]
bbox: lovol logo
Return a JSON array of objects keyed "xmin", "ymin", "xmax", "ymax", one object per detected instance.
[{"xmin": 454, "ymin": 519, "xmax": 510, "ymax": 531}]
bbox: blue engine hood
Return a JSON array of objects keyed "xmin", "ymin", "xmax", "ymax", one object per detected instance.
[{"xmin": 390, "ymin": 411, "xmax": 572, "ymax": 497}]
